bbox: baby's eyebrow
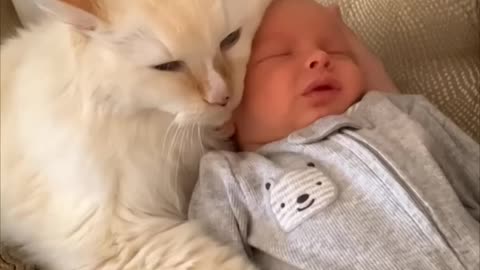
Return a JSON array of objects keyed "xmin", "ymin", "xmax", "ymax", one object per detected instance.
[
  {"xmin": 254, "ymin": 36, "xmax": 282, "ymax": 47},
  {"xmin": 252, "ymin": 38, "xmax": 286, "ymax": 53},
  {"xmin": 254, "ymin": 29, "xmax": 291, "ymax": 44}
]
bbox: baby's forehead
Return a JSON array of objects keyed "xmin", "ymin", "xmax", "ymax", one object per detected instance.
[{"xmin": 255, "ymin": 0, "xmax": 341, "ymax": 42}]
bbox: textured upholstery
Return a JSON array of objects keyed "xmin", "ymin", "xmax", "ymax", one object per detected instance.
[{"xmin": 317, "ymin": 0, "xmax": 480, "ymax": 141}]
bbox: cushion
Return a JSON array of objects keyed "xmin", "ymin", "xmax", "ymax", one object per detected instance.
[{"xmin": 317, "ymin": 0, "xmax": 480, "ymax": 142}]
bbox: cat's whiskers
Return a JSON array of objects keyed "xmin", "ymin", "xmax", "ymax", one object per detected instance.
[
  {"xmin": 167, "ymin": 123, "xmax": 181, "ymax": 164},
  {"xmin": 161, "ymin": 121, "xmax": 177, "ymax": 154},
  {"xmin": 163, "ymin": 123, "xmax": 182, "ymax": 209},
  {"xmin": 164, "ymin": 123, "xmax": 181, "ymax": 209},
  {"xmin": 173, "ymin": 126, "xmax": 189, "ymax": 207},
  {"xmin": 189, "ymin": 123, "xmax": 195, "ymax": 152},
  {"xmin": 197, "ymin": 123, "xmax": 206, "ymax": 155}
]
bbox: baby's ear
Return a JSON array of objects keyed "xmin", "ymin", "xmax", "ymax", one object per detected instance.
[
  {"xmin": 327, "ymin": 4, "xmax": 342, "ymax": 17},
  {"xmin": 34, "ymin": 0, "xmax": 102, "ymax": 32}
]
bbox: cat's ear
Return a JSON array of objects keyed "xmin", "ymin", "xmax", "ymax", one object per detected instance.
[{"xmin": 34, "ymin": 0, "xmax": 101, "ymax": 31}]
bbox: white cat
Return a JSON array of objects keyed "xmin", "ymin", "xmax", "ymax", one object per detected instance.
[{"xmin": 0, "ymin": 0, "xmax": 270, "ymax": 269}]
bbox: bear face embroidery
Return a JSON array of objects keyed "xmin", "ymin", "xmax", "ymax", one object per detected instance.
[{"xmin": 266, "ymin": 163, "xmax": 339, "ymax": 232}]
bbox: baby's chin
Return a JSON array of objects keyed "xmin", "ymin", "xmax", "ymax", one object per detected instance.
[
  {"xmin": 294, "ymin": 103, "xmax": 348, "ymax": 128},
  {"xmin": 303, "ymin": 88, "xmax": 366, "ymax": 119}
]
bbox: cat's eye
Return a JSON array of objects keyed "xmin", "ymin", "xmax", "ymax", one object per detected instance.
[
  {"xmin": 220, "ymin": 29, "xmax": 241, "ymax": 50},
  {"xmin": 153, "ymin": 61, "xmax": 183, "ymax": 72}
]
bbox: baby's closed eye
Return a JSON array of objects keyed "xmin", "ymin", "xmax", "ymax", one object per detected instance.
[
  {"xmin": 328, "ymin": 50, "xmax": 353, "ymax": 58},
  {"xmin": 254, "ymin": 51, "xmax": 292, "ymax": 64},
  {"xmin": 324, "ymin": 43, "xmax": 354, "ymax": 59}
]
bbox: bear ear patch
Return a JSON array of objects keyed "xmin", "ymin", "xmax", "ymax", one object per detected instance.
[
  {"xmin": 307, "ymin": 162, "xmax": 315, "ymax": 167},
  {"xmin": 265, "ymin": 182, "xmax": 272, "ymax": 190}
]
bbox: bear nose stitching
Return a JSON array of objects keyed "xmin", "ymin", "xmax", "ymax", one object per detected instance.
[{"xmin": 297, "ymin": 194, "xmax": 310, "ymax": 204}]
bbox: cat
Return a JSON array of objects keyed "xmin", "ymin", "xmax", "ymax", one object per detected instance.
[{"xmin": 0, "ymin": 0, "xmax": 270, "ymax": 269}]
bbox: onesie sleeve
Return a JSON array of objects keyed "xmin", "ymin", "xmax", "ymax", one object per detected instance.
[
  {"xmin": 188, "ymin": 151, "xmax": 252, "ymax": 256},
  {"xmin": 402, "ymin": 95, "xmax": 480, "ymax": 220}
]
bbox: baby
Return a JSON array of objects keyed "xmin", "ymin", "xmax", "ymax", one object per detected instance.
[{"xmin": 189, "ymin": 0, "xmax": 480, "ymax": 269}]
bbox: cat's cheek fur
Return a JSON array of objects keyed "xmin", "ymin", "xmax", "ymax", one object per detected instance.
[{"xmin": 221, "ymin": 2, "xmax": 270, "ymax": 112}]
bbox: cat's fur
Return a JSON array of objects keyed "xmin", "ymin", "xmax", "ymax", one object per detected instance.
[{"xmin": 0, "ymin": 0, "xmax": 269, "ymax": 269}]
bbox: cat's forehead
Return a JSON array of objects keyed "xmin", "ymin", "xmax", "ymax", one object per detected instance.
[{"xmin": 108, "ymin": 0, "xmax": 258, "ymax": 57}]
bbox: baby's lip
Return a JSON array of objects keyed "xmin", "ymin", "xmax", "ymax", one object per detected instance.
[{"xmin": 302, "ymin": 77, "xmax": 340, "ymax": 96}]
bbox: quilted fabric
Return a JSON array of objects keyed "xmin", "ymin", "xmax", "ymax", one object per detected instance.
[{"xmin": 317, "ymin": 0, "xmax": 480, "ymax": 142}]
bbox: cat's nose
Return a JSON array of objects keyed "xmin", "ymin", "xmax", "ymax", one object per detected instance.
[
  {"xmin": 297, "ymin": 194, "xmax": 310, "ymax": 204},
  {"xmin": 205, "ymin": 92, "xmax": 230, "ymax": 106}
]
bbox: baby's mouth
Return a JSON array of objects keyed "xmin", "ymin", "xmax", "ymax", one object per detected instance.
[{"xmin": 302, "ymin": 78, "xmax": 340, "ymax": 97}]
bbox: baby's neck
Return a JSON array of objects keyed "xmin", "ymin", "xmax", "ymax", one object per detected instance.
[{"xmin": 238, "ymin": 141, "xmax": 263, "ymax": 152}]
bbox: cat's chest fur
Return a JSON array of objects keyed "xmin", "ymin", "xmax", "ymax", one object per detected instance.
[
  {"xmin": 37, "ymin": 107, "xmax": 199, "ymax": 216},
  {"xmin": 1, "ymin": 21, "xmax": 200, "ymax": 249},
  {"xmin": 2, "ymin": 67, "xmax": 204, "ymax": 268}
]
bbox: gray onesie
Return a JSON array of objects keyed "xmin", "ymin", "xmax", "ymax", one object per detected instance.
[{"xmin": 189, "ymin": 91, "xmax": 480, "ymax": 270}]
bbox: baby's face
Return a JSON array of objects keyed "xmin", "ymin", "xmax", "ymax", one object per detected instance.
[{"xmin": 235, "ymin": 0, "xmax": 366, "ymax": 151}]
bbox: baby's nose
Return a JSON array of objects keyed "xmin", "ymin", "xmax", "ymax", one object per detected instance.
[
  {"xmin": 306, "ymin": 50, "xmax": 330, "ymax": 70},
  {"xmin": 297, "ymin": 193, "xmax": 310, "ymax": 204}
]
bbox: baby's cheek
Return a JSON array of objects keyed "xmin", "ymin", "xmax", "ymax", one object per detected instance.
[
  {"xmin": 244, "ymin": 66, "xmax": 280, "ymax": 103},
  {"xmin": 244, "ymin": 66, "xmax": 265, "ymax": 93},
  {"xmin": 259, "ymin": 67, "xmax": 293, "ymax": 97},
  {"xmin": 349, "ymin": 66, "xmax": 368, "ymax": 100}
]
